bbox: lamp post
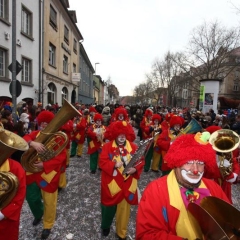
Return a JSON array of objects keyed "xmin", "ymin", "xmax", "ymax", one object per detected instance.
[{"xmin": 95, "ymin": 62, "xmax": 100, "ymax": 74}]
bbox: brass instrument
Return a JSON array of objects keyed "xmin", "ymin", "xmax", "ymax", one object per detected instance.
[
  {"xmin": 0, "ymin": 123, "xmax": 29, "ymax": 210},
  {"xmin": 122, "ymin": 137, "xmax": 151, "ymax": 175},
  {"xmin": 21, "ymin": 98, "xmax": 81, "ymax": 173},
  {"xmin": 188, "ymin": 196, "xmax": 240, "ymax": 239},
  {"xmin": 177, "ymin": 118, "xmax": 203, "ymax": 137},
  {"xmin": 209, "ymin": 129, "xmax": 240, "ymax": 179}
]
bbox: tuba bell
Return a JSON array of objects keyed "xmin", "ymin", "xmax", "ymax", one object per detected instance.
[
  {"xmin": 21, "ymin": 98, "xmax": 81, "ymax": 173},
  {"xmin": 0, "ymin": 123, "xmax": 29, "ymax": 210},
  {"xmin": 209, "ymin": 129, "xmax": 240, "ymax": 179},
  {"xmin": 177, "ymin": 118, "xmax": 203, "ymax": 137}
]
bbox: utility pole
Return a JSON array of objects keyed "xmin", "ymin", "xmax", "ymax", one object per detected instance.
[{"xmin": 11, "ymin": 0, "xmax": 17, "ymax": 123}]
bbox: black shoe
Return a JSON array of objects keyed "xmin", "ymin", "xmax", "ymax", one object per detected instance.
[
  {"xmin": 58, "ymin": 187, "xmax": 63, "ymax": 192},
  {"xmin": 77, "ymin": 155, "xmax": 81, "ymax": 158},
  {"xmin": 90, "ymin": 170, "xmax": 96, "ymax": 174},
  {"xmin": 144, "ymin": 169, "xmax": 149, "ymax": 172},
  {"xmin": 32, "ymin": 217, "xmax": 42, "ymax": 226},
  {"xmin": 70, "ymin": 155, "xmax": 75, "ymax": 158},
  {"xmin": 41, "ymin": 229, "xmax": 51, "ymax": 239},
  {"xmin": 151, "ymin": 169, "xmax": 159, "ymax": 173},
  {"xmin": 102, "ymin": 228, "xmax": 110, "ymax": 236},
  {"xmin": 66, "ymin": 164, "xmax": 69, "ymax": 168}
]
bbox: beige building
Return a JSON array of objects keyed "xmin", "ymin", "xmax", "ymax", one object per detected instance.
[
  {"xmin": 173, "ymin": 47, "xmax": 240, "ymax": 108},
  {"xmin": 41, "ymin": 0, "xmax": 83, "ymax": 107}
]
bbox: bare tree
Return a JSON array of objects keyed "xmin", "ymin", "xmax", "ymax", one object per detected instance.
[
  {"xmin": 172, "ymin": 20, "xmax": 240, "ymax": 92},
  {"xmin": 147, "ymin": 51, "xmax": 182, "ymax": 105}
]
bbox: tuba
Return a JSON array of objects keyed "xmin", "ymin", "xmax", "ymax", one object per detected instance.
[
  {"xmin": 21, "ymin": 98, "xmax": 81, "ymax": 173},
  {"xmin": 0, "ymin": 123, "xmax": 29, "ymax": 210},
  {"xmin": 188, "ymin": 196, "xmax": 240, "ymax": 239},
  {"xmin": 209, "ymin": 129, "xmax": 240, "ymax": 179}
]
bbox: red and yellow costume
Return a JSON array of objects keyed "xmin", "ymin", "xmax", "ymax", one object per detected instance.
[
  {"xmin": 136, "ymin": 133, "xmax": 230, "ymax": 240},
  {"xmin": 0, "ymin": 159, "xmax": 26, "ymax": 240},
  {"xmin": 87, "ymin": 113, "xmax": 107, "ymax": 173},
  {"xmin": 70, "ymin": 114, "xmax": 87, "ymax": 158},
  {"xmin": 23, "ymin": 111, "xmax": 67, "ymax": 231},
  {"xmin": 99, "ymin": 121, "xmax": 144, "ymax": 239},
  {"xmin": 156, "ymin": 115, "xmax": 184, "ymax": 174},
  {"xmin": 136, "ymin": 172, "xmax": 230, "ymax": 240}
]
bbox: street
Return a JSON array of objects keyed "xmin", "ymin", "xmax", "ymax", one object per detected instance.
[{"xmin": 19, "ymin": 132, "xmax": 240, "ymax": 240}]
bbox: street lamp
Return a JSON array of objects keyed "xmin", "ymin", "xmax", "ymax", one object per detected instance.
[{"xmin": 95, "ymin": 62, "xmax": 100, "ymax": 74}]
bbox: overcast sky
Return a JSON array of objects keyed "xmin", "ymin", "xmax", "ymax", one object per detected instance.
[{"xmin": 69, "ymin": 0, "xmax": 240, "ymax": 96}]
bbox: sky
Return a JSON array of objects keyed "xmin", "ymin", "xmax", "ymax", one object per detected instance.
[{"xmin": 68, "ymin": 0, "xmax": 240, "ymax": 96}]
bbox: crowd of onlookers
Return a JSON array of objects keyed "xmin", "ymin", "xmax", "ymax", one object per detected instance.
[{"xmin": 1, "ymin": 100, "xmax": 240, "ymax": 137}]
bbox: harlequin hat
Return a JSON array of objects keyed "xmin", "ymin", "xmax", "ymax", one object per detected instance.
[
  {"xmin": 152, "ymin": 114, "xmax": 162, "ymax": 122},
  {"xmin": 111, "ymin": 121, "xmax": 132, "ymax": 140},
  {"xmin": 37, "ymin": 110, "xmax": 55, "ymax": 125},
  {"xmin": 165, "ymin": 132, "xmax": 216, "ymax": 172},
  {"xmin": 94, "ymin": 113, "xmax": 103, "ymax": 121},
  {"xmin": 169, "ymin": 115, "xmax": 184, "ymax": 127}
]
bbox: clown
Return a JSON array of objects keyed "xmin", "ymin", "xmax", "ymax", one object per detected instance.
[
  {"xmin": 87, "ymin": 113, "xmax": 107, "ymax": 174},
  {"xmin": 23, "ymin": 110, "xmax": 67, "ymax": 239},
  {"xmin": 136, "ymin": 132, "xmax": 229, "ymax": 240},
  {"xmin": 156, "ymin": 115, "xmax": 185, "ymax": 175},
  {"xmin": 99, "ymin": 121, "xmax": 145, "ymax": 240}
]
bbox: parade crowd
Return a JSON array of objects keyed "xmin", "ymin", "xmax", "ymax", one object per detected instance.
[{"xmin": 1, "ymin": 100, "xmax": 240, "ymax": 240}]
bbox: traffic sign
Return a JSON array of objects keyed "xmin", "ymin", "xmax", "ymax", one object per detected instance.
[
  {"xmin": 8, "ymin": 60, "xmax": 23, "ymax": 76},
  {"xmin": 9, "ymin": 80, "xmax": 22, "ymax": 97}
]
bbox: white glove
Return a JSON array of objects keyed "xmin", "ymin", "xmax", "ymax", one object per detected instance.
[
  {"xmin": 0, "ymin": 211, "xmax": 4, "ymax": 221},
  {"xmin": 226, "ymin": 173, "xmax": 238, "ymax": 183},
  {"xmin": 217, "ymin": 158, "xmax": 230, "ymax": 167}
]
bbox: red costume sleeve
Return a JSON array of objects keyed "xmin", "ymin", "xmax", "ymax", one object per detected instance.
[
  {"xmin": 1, "ymin": 160, "xmax": 26, "ymax": 221},
  {"xmin": 156, "ymin": 129, "xmax": 171, "ymax": 151}
]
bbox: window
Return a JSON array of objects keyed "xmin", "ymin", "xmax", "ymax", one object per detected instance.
[
  {"xmin": 61, "ymin": 87, "xmax": 68, "ymax": 99},
  {"xmin": 182, "ymin": 89, "xmax": 188, "ymax": 99},
  {"xmin": 233, "ymin": 81, "xmax": 239, "ymax": 92},
  {"xmin": 64, "ymin": 25, "xmax": 69, "ymax": 44},
  {"xmin": 0, "ymin": 0, "xmax": 8, "ymax": 21},
  {"xmin": 21, "ymin": 6, "xmax": 32, "ymax": 36},
  {"xmin": 50, "ymin": 5, "xmax": 57, "ymax": 28},
  {"xmin": 48, "ymin": 83, "xmax": 56, "ymax": 104},
  {"xmin": 73, "ymin": 63, "xmax": 76, "ymax": 73},
  {"xmin": 21, "ymin": 57, "xmax": 32, "ymax": 83},
  {"xmin": 63, "ymin": 55, "xmax": 68, "ymax": 74},
  {"xmin": 0, "ymin": 48, "xmax": 6, "ymax": 77},
  {"xmin": 49, "ymin": 43, "xmax": 56, "ymax": 66},
  {"xmin": 73, "ymin": 39, "xmax": 77, "ymax": 53}
]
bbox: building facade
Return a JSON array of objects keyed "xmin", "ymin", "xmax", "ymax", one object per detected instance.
[
  {"xmin": 41, "ymin": 0, "xmax": 83, "ymax": 107},
  {"xmin": 78, "ymin": 42, "xmax": 94, "ymax": 104},
  {"xmin": 0, "ymin": 0, "xmax": 41, "ymax": 106}
]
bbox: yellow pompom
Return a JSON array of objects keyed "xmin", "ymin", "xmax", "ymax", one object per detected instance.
[{"xmin": 122, "ymin": 121, "xmax": 127, "ymax": 126}]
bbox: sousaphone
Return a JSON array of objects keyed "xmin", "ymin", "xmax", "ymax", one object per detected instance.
[{"xmin": 0, "ymin": 123, "xmax": 29, "ymax": 210}]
